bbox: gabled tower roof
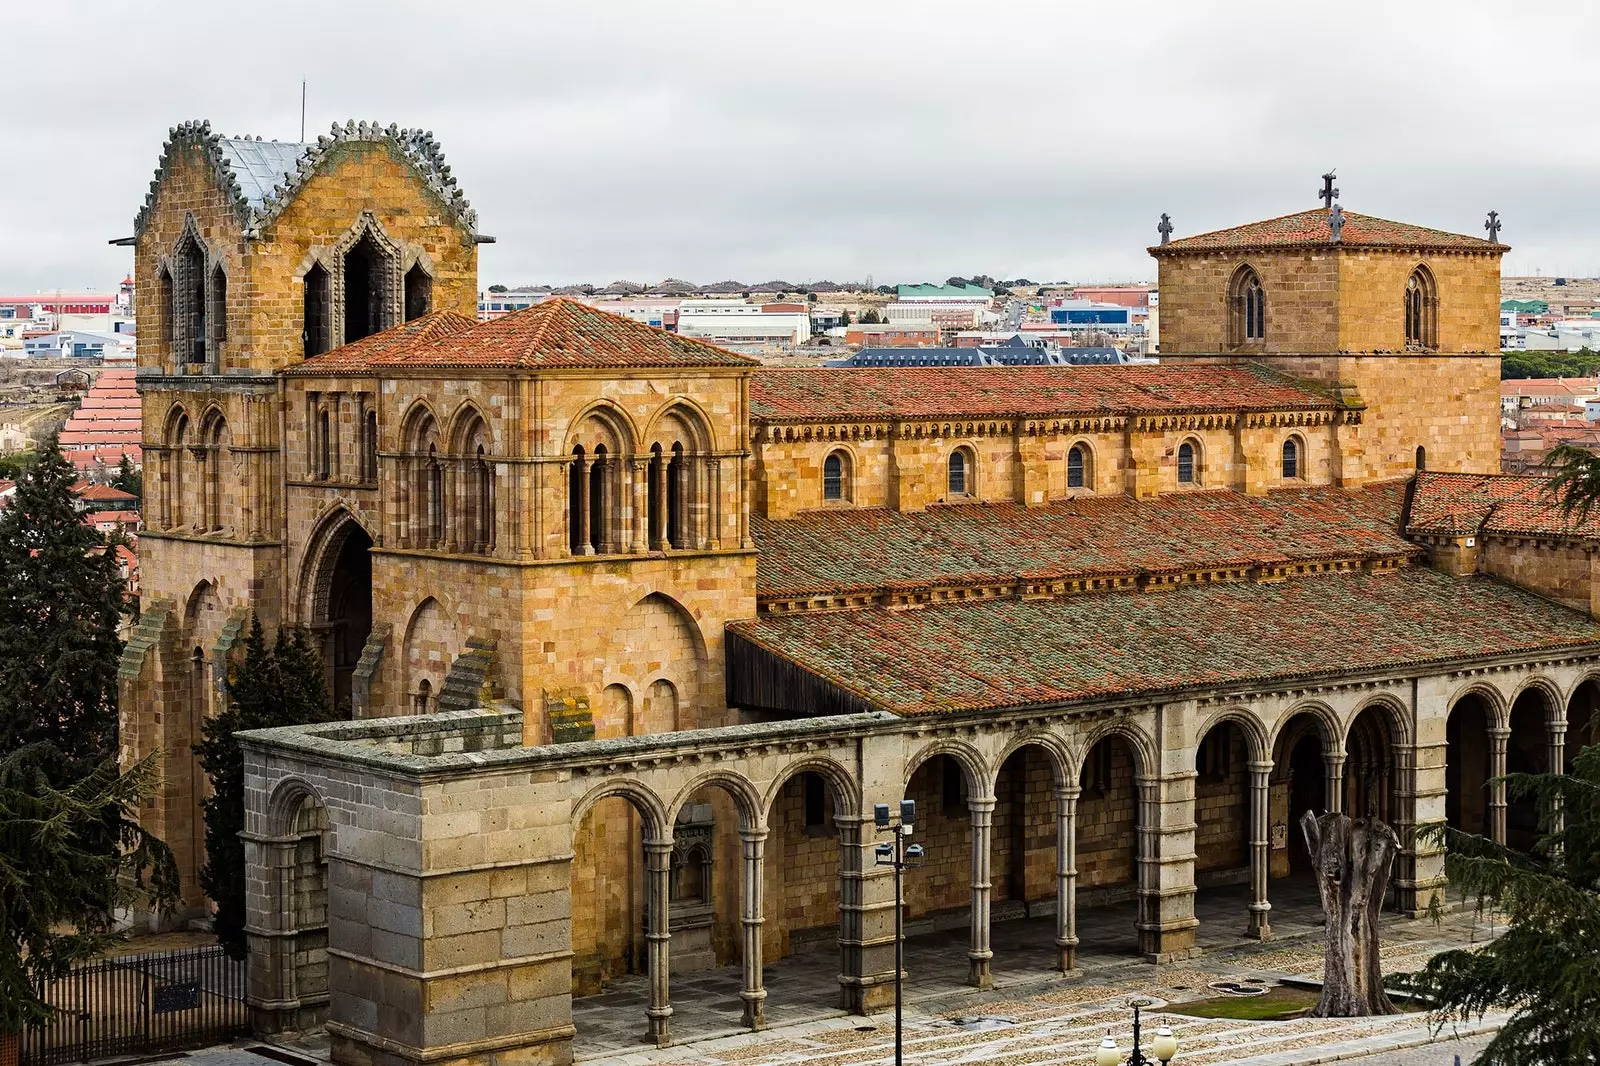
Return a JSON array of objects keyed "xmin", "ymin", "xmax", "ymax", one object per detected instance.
[
  {"xmin": 133, "ymin": 119, "xmax": 479, "ymax": 239},
  {"xmin": 1150, "ymin": 208, "xmax": 1507, "ymax": 256}
]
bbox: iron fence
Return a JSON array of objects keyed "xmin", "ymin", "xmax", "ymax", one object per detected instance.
[{"xmin": 21, "ymin": 945, "xmax": 248, "ymax": 1066}]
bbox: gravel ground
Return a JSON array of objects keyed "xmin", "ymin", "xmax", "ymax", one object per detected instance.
[{"xmin": 1332, "ymin": 1030, "xmax": 1494, "ymax": 1065}]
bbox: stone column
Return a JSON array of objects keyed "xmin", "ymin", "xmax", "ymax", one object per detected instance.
[
  {"xmin": 1324, "ymin": 751, "xmax": 1347, "ymax": 815},
  {"xmin": 967, "ymin": 795, "xmax": 995, "ymax": 988},
  {"xmin": 1489, "ymin": 727, "xmax": 1509, "ymax": 846},
  {"xmin": 1247, "ymin": 760, "xmax": 1273, "ymax": 940},
  {"xmin": 651, "ymin": 456, "xmax": 668, "ymax": 550},
  {"xmin": 1054, "ymin": 784, "xmax": 1080, "ymax": 971},
  {"xmin": 739, "ymin": 828, "xmax": 767, "ymax": 1030},
  {"xmin": 644, "ymin": 839, "xmax": 673, "ymax": 1046},
  {"xmin": 1551, "ymin": 716, "xmax": 1568, "ymax": 838},
  {"xmin": 630, "ymin": 458, "xmax": 649, "ymax": 553},
  {"xmin": 675, "ymin": 454, "xmax": 691, "ymax": 549},
  {"xmin": 836, "ymin": 814, "xmax": 896, "ymax": 1014},
  {"xmin": 576, "ymin": 457, "xmax": 593, "ymax": 556}
]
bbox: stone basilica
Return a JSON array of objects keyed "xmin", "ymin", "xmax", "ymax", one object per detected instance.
[{"xmin": 121, "ymin": 121, "xmax": 1600, "ymax": 1065}]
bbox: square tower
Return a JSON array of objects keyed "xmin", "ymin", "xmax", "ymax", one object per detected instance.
[{"xmin": 1152, "ymin": 206, "xmax": 1506, "ymax": 481}]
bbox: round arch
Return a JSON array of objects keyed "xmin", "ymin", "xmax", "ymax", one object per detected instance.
[
  {"xmin": 762, "ymin": 756, "xmax": 861, "ymax": 821},
  {"xmin": 991, "ymin": 732, "xmax": 1071, "ymax": 794},
  {"xmin": 1509, "ymin": 675, "xmax": 1565, "ymax": 725},
  {"xmin": 1447, "ymin": 681, "xmax": 1509, "ymax": 732},
  {"xmin": 1194, "ymin": 708, "xmax": 1270, "ymax": 765},
  {"xmin": 1073, "ymin": 720, "xmax": 1158, "ymax": 783},
  {"xmin": 570, "ymin": 778, "xmax": 670, "ymax": 841},
  {"xmin": 1064, "ymin": 437, "xmax": 1097, "ymax": 492},
  {"xmin": 564, "ymin": 399, "xmax": 640, "ymax": 456},
  {"xmin": 398, "ymin": 399, "xmax": 441, "ymax": 450},
  {"xmin": 296, "ymin": 506, "xmax": 377, "ymax": 624},
  {"xmin": 1347, "ymin": 695, "xmax": 1413, "ymax": 749},
  {"xmin": 903, "ymin": 738, "xmax": 990, "ymax": 799},
  {"xmin": 642, "ymin": 397, "xmax": 718, "ymax": 454},
  {"xmin": 264, "ymin": 775, "xmax": 331, "ymax": 837},
  {"xmin": 163, "ymin": 402, "xmax": 190, "ymax": 444},
  {"xmin": 1268, "ymin": 701, "xmax": 1342, "ymax": 756},
  {"xmin": 665, "ymin": 769, "xmax": 765, "ymax": 833}
]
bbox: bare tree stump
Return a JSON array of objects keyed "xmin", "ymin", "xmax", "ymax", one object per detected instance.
[{"xmin": 1299, "ymin": 810, "xmax": 1402, "ymax": 1017}]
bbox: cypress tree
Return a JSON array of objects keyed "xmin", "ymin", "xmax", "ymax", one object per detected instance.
[
  {"xmin": 194, "ymin": 618, "xmax": 332, "ymax": 957},
  {"xmin": 0, "ymin": 436, "xmax": 125, "ymax": 771}
]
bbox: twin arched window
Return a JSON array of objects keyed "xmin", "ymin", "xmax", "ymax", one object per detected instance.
[
  {"xmin": 1229, "ymin": 266, "xmax": 1265, "ymax": 346},
  {"xmin": 823, "ymin": 450, "xmax": 848, "ymax": 501},
  {"xmin": 1405, "ymin": 265, "xmax": 1437, "ymax": 349},
  {"xmin": 1281, "ymin": 437, "xmax": 1301, "ymax": 480},
  {"xmin": 948, "ymin": 447, "xmax": 974, "ymax": 497},
  {"xmin": 1067, "ymin": 443, "xmax": 1091, "ymax": 491},
  {"xmin": 1177, "ymin": 440, "xmax": 1199, "ymax": 486}
]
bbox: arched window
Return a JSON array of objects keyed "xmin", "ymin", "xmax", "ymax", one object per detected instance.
[
  {"xmin": 948, "ymin": 448, "xmax": 971, "ymax": 496},
  {"xmin": 404, "ymin": 263, "xmax": 432, "ymax": 322},
  {"xmin": 823, "ymin": 450, "xmax": 848, "ymax": 501},
  {"xmin": 1177, "ymin": 440, "xmax": 1198, "ymax": 485},
  {"xmin": 342, "ymin": 231, "xmax": 391, "ymax": 344},
  {"xmin": 159, "ymin": 265, "xmax": 175, "ymax": 351},
  {"xmin": 303, "ymin": 263, "xmax": 330, "ymax": 357},
  {"xmin": 177, "ymin": 234, "xmax": 207, "ymax": 365},
  {"xmin": 413, "ymin": 678, "xmax": 431, "ymax": 715},
  {"xmin": 1067, "ymin": 443, "xmax": 1091, "ymax": 490},
  {"xmin": 569, "ymin": 445, "xmax": 588, "ymax": 555},
  {"xmin": 1229, "ymin": 266, "xmax": 1265, "ymax": 346},
  {"xmin": 648, "ymin": 443, "xmax": 665, "ymax": 549},
  {"xmin": 667, "ymin": 443, "xmax": 685, "ymax": 548},
  {"xmin": 1405, "ymin": 265, "xmax": 1438, "ymax": 349},
  {"xmin": 589, "ymin": 444, "xmax": 609, "ymax": 554},
  {"xmin": 1415, "ymin": 445, "xmax": 1427, "ymax": 471},
  {"xmin": 1281, "ymin": 437, "xmax": 1300, "ymax": 480},
  {"xmin": 210, "ymin": 265, "xmax": 228, "ymax": 355},
  {"xmin": 427, "ymin": 444, "xmax": 444, "ymax": 547},
  {"xmin": 473, "ymin": 444, "xmax": 492, "ymax": 553}
]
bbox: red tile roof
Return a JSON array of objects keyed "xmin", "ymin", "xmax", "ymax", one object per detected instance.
[
  {"xmin": 1151, "ymin": 209, "xmax": 1506, "ymax": 256},
  {"xmin": 59, "ymin": 369, "xmax": 140, "ymax": 459},
  {"xmin": 74, "ymin": 483, "xmax": 138, "ymax": 503},
  {"xmin": 754, "ymin": 482, "xmax": 1415, "ymax": 600},
  {"xmin": 749, "ymin": 363, "xmax": 1336, "ymax": 422},
  {"xmin": 730, "ymin": 568, "xmax": 1600, "ymax": 716},
  {"xmin": 290, "ymin": 298, "xmax": 757, "ymax": 375},
  {"xmin": 1408, "ymin": 471, "xmax": 1600, "ymax": 538}
]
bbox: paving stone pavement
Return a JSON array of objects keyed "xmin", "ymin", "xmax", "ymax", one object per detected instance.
[{"xmin": 572, "ymin": 879, "xmax": 1509, "ymax": 1064}]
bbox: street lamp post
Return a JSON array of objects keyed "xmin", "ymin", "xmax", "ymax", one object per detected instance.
[
  {"xmin": 1095, "ymin": 997, "xmax": 1178, "ymax": 1066},
  {"xmin": 874, "ymin": 799, "xmax": 923, "ymax": 1066}
]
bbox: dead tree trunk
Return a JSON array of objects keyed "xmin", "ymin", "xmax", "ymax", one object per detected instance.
[{"xmin": 1299, "ymin": 810, "xmax": 1402, "ymax": 1017}]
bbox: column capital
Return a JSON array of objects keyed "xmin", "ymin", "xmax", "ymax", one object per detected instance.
[
  {"xmin": 739, "ymin": 827, "xmax": 770, "ymax": 845},
  {"xmin": 1247, "ymin": 759, "xmax": 1274, "ymax": 774},
  {"xmin": 1054, "ymin": 784, "xmax": 1082, "ymax": 802},
  {"xmin": 965, "ymin": 795, "xmax": 998, "ymax": 815}
]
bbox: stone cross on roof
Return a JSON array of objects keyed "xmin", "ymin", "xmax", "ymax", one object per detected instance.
[
  {"xmin": 1485, "ymin": 210, "xmax": 1502, "ymax": 243},
  {"xmin": 1319, "ymin": 170, "xmax": 1340, "ymax": 210},
  {"xmin": 1157, "ymin": 213, "xmax": 1174, "ymax": 246},
  {"xmin": 1328, "ymin": 204, "xmax": 1346, "ymax": 243}
]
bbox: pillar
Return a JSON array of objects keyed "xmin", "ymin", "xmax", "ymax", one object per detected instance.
[
  {"xmin": 1324, "ymin": 751, "xmax": 1346, "ymax": 814},
  {"xmin": 1489, "ymin": 727, "xmax": 1509, "ymax": 846},
  {"xmin": 675, "ymin": 453, "xmax": 690, "ymax": 549},
  {"xmin": 651, "ymin": 455, "xmax": 668, "ymax": 550},
  {"xmin": 1054, "ymin": 784, "xmax": 1079, "ymax": 971},
  {"xmin": 630, "ymin": 458, "xmax": 649, "ymax": 553},
  {"xmin": 967, "ymin": 795, "xmax": 995, "ymax": 989},
  {"xmin": 644, "ymin": 839, "xmax": 673, "ymax": 1047},
  {"xmin": 836, "ymin": 815, "xmax": 896, "ymax": 1014},
  {"xmin": 576, "ymin": 456, "xmax": 593, "ymax": 556},
  {"xmin": 1246, "ymin": 760, "xmax": 1272, "ymax": 939},
  {"xmin": 739, "ymin": 828, "xmax": 767, "ymax": 1030}
]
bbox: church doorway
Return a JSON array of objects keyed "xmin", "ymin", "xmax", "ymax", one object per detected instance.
[{"xmin": 307, "ymin": 516, "xmax": 373, "ymax": 716}]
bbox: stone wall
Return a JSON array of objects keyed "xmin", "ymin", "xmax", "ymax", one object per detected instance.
[{"xmin": 1478, "ymin": 538, "xmax": 1600, "ymax": 618}]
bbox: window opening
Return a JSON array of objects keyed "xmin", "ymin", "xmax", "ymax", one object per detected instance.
[
  {"xmin": 404, "ymin": 263, "xmax": 432, "ymax": 322},
  {"xmin": 1177, "ymin": 441, "xmax": 1197, "ymax": 485},
  {"xmin": 948, "ymin": 449, "xmax": 968, "ymax": 496},
  {"xmin": 823, "ymin": 452, "xmax": 845, "ymax": 501},
  {"xmin": 1068, "ymin": 444, "xmax": 1087, "ymax": 489},
  {"xmin": 303, "ymin": 263, "xmax": 330, "ymax": 357},
  {"xmin": 1281, "ymin": 438, "xmax": 1300, "ymax": 479}
]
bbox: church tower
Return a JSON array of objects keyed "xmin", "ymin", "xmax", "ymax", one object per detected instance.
[
  {"xmin": 1151, "ymin": 186, "xmax": 1506, "ymax": 482},
  {"xmin": 119, "ymin": 120, "xmax": 487, "ymax": 910}
]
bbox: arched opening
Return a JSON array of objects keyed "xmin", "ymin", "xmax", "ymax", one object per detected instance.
[
  {"xmin": 158, "ymin": 265, "xmax": 175, "ymax": 360},
  {"xmin": 589, "ymin": 444, "xmax": 610, "ymax": 554},
  {"xmin": 760, "ymin": 768, "xmax": 847, "ymax": 1015},
  {"xmin": 472, "ymin": 444, "xmax": 492, "ymax": 553},
  {"xmin": 643, "ymin": 678, "xmax": 679, "ymax": 734},
  {"xmin": 647, "ymin": 405, "xmax": 712, "ymax": 552},
  {"xmin": 317, "ymin": 408, "xmax": 331, "ymax": 480},
  {"xmin": 1566, "ymin": 679, "xmax": 1600, "ymax": 773},
  {"xmin": 596, "ymin": 684, "xmax": 634, "ymax": 739},
  {"xmin": 403, "ymin": 263, "xmax": 432, "ymax": 321},
  {"xmin": 303, "ymin": 263, "xmax": 330, "ymax": 357},
  {"xmin": 362, "ymin": 409, "xmax": 378, "ymax": 483},
  {"xmin": 209, "ymin": 265, "xmax": 227, "ymax": 361},
  {"xmin": 1192, "ymin": 720, "xmax": 1253, "ymax": 926},
  {"xmin": 311, "ymin": 519, "xmax": 373, "ymax": 716},
  {"xmin": 1415, "ymin": 445, "xmax": 1427, "ymax": 472},
  {"xmin": 249, "ymin": 786, "xmax": 332, "ymax": 1030},
  {"xmin": 413, "ymin": 677, "xmax": 431, "ymax": 714},
  {"xmin": 202, "ymin": 413, "xmax": 228, "ymax": 532},
  {"xmin": 569, "ymin": 445, "xmax": 589, "ymax": 555},
  {"xmin": 1177, "ymin": 439, "xmax": 1199, "ymax": 486},
  {"xmin": 647, "ymin": 444, "xmax": 665, "ymax": 548},
  {"xmin": 342, "ymin": 231, "xmax": 390, "ymax": 345},
  {"xmin": 823, "ymin": 450, "xmax": 847, "ymax": 502},
  {"xmin": 1075, "ymin": 735, "xmax": 1144, "ymax": 956},
  {"xmin": 1405, "ymin": 265, "xmax": 1438, "ymax": 349},
  {"xmin": 1343, "ymin": 706, "xmax": 1399, "ymax": 826},
  {"xmin": 402, "ymin": 597, "xmax": 455, "ymax": 710},
  {"xmin": 1067, "ymin": 443, "xmax": 1091, "ymax": 491},
  {"xmin": 1229, "ymin": 266, "xmax": 1265, "ymax": 346},
  {"xmin": 1271, "ymin": 714, "xmax": 1328, "ymax": 878},
  {"xmin": 667, "ymin": 443, "xmax": 685, "ymax": 548},
  {"xmin": 1281, "ymin": 437, "xmax": 1300, "ymax": 480},
  {"xmin": 1445, "ymin": 692, "xmax": 1492, "ymax": 836},
  {"xmin": 1507, "ymin": 687, "xmax": 1553, "ymax": 852},
  {"xmin": 902, "ymin": 753, "xmax": 980, "ymax": 979},
  {"xmin": 177, "ymin": 234, "xmax": 207, "ymax": 365},
  {"xmin": 168, "ymin": 412, "xmax": 190, "ymax": 529},
  {"xmin": 947, "ymin": 448, "xmax": 973, "ymax": 497},
  {"xmin": 988, "ymin": 744, "xmax": 1062, "ymax": 973},
  {"xmin": 571, "ymin": 796, "xmax": 650, "ymax": 996},
  {"xmin": 427, "ymin": 444, "xmax": 444, "ymax": 547}
]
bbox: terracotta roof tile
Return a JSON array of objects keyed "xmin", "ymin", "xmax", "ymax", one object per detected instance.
[
  {"xmin": 1408, "ymin": 471, "xmax": 1600, "ymax": 538},
  {"xmin": 754, "ymin": 482, "xmax": 1414, "ymax": 599},
  {"xmin": 1151, "ymin": 209, "xmax": 1505, "ymax": 256},
  {"xmin": 731, "ymin": 568, "xmax": 1600, "ymax": 716},
  {"xmin": 290, "ymin": 298, "xmax": 756, "ymax": 375},
  {"xmin": 750, "ymin": 363, "xmax": 1334, "ymax": 422}
]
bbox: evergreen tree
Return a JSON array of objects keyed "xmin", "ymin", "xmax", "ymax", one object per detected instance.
[
  {"xmin": 109, "ymin": 454, "xmax": 141, "ymax": 499},
  {"xmin": 194, "ymin": 619, "xmax": 331, "ymax": 957},
  {"xmin": 1393, "ymin": 745, "xmax": 1600, "ymax": 1064},
  {"xmin": 0, "ymin": 436, "xmax": 125, "ymax": 771},
  {"xmin": 0, "ymin": 747, "xmax": 178, "ymax": 1054}
]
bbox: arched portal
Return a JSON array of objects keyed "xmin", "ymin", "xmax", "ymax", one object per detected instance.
[
  {"xmin": 1445, "ymin": 692, "xmax": 1493, "ymax": 836},
  {"xmin": 1567, "ymin": 679, "xmax": 1600, "ymax": 773},
  {"xmin": 306, "ymin": 515, "xmax": 373, "ymax": 715}
]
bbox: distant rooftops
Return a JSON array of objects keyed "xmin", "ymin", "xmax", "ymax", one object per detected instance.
[
  {"xmin": 895, "ymin": 282, "xmax": 995, "ymax": 301},
  {"xmin": 826, "ymin": 344, "xmax": 1128, "ymax": 368}
]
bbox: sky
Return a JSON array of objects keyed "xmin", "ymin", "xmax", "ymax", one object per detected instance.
[{"xmin": 3, "ymin": 0, "xmax": 1598, "ymax": 293}]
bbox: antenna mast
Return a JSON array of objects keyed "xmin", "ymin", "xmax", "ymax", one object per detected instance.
[{"xmin": 300, "ymin": 81, "xmax": 306, "ymax": 141}]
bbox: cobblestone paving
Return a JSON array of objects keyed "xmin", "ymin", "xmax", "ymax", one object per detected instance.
[{"xmin": 574, "ymin": 881, "xmax": 1508, "ymax": 1065}]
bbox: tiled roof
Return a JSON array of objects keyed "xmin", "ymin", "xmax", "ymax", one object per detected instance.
[
  {"xmin": 1408, "ymin": 471, "xmax": 1600, "ymax": 538},
  {"xmin": 749, "ymin": 363, "xmax": 1335, "ymax": 422},
  {"xmin": 1152, "ymin": 209, "xmax": 1506, "ymax": 256},
  {"xmin": 754, "ymin": 482, "xmax": 1414, "ymax": 600},
  {"xmin": 730, "ymin": 568, "xmax": 1600, "ymax": 716},
  {"xmin": 291, "ymin": 299, "xmax": 757, "ymax": 374},
  {"xmin": 59, "ymin": 369, "xmax": 140, "ymax": 454}
]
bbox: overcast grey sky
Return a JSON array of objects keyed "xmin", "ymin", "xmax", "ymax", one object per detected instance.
[{"xmin": 3, "ymin": 0, "xmax": 1596, "ymax": 293}]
